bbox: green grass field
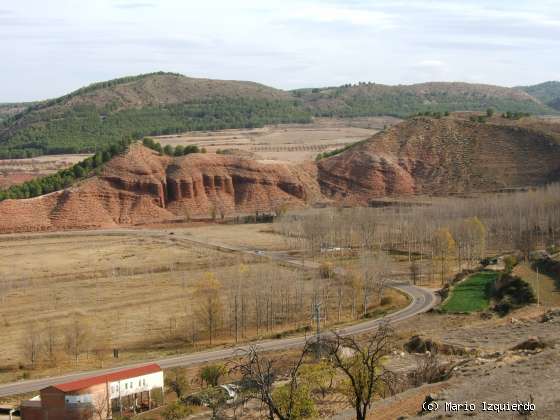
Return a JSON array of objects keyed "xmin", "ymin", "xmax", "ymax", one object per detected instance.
[{"xmin": 441, "ymin": 271, "xmax": 498, "ymax": 313}]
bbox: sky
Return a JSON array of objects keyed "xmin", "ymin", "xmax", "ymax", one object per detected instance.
[{"xmin": 1, "ymin": 0, "xmax": 560, "ymax": 102}]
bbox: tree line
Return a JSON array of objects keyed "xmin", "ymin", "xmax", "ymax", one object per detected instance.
[
  {"xmin": 296, "ymin": 84, "xmax": 552, "ymax": 118},
  {"xmin": 142, "ymin": 137, "xmax": 205, "ymax": 156},
  {"xmin": 0, "ymin": 137, "xmax": 132, "ymax": 201},
  {"xmin": 0, "ymin": 97, "xmax": 312, "ymax": 158},
  {"xmin": 275, "ymin": 184, "xmax": 560, "ymax": 285}
]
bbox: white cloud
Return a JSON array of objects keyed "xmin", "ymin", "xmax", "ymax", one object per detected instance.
[
  {"xmin": 0, "ymin": 0, "xmax": 559, "ymax": 101},
  {"xmin": 415, "ymin": 60, "xmax": 445, "ymax": 68},
  {"xmin": 290, "ymin": 4, "xmax": 397, "ymax": 29}
]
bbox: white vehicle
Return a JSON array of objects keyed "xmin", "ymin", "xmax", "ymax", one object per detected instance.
[
  {"xmin": 255, "ymin": 250, "xmax": 265, "ymax": 256},
  {"xmin": 219, "ymin": 384, "xmax": 239, "ymax": 404}
]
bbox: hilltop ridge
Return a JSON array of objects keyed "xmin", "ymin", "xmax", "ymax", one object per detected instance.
[
  {"xmin": 1, "ymin": 73, "xmax": 558, "ymax": 159},
  {"xmin": 0, "ymin": 73, "xmax": 311, "ymax": 158},
  {"xmin": 295, "ymin": 81, "xmax": 554, "ymax": 117}
]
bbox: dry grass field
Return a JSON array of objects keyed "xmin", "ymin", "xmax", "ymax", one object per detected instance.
[
  {"xmin": 0, "ymin": 154, "xmax": 90, "ymax": 188},
  {"xmin": 514, "ymin": 263, "xmax": 560, "ymax": 307},
  {"xmin": 0, "ymin": 227, "xmax": 408, "ymax": 385},
  {"xmin": 154, "ymin": 117, "xmax": 400, "ymax": 162},
  {"xmin": 181, "ymin": 223, "xmax": 289, "ymax": 251}
]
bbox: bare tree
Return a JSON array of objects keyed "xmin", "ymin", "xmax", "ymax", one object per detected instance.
[
  {"xmin": 325, "ymin": 324, "xmax": 396, "ymax": 420},
  {"xmin": 23, "ymin": 321, "xmax": 41, "ymax": 368},
  {"xmin": 43, "ymin": 320, "xmax": 59, "ymax": 365},
  {"xmin": 64, "ymin": 313, "xmax": 92, "ymax": 366},
  {"xmin": 234, "ymin": 341, "xmax": 313, "ymax": 420},
  {"xmin": 358, "ymin": 251, "xmax": 392, "ymax": 316},
  {"xmin": 194, "ymin": 272, "xmax": 223, "ymax": 345},
  {"xmin": 409, "ymin": 260, "xmax": 421, "ymax": 286},
  {"xmin": 408, "ymin": 353, "xmax": 468, "ymax": 388}
]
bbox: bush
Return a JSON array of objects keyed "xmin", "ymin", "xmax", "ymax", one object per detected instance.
[
  {"xmin": 493, "ymin": 274, "xmax": 535, "ymax": 305},
  {"xmin": 165, "ymin": 368, "xmax": 189, "ymax": 399},
  {"xmin": 488, "ymin": 273, "xmax": 536, "ymax": 316},
  {"xmin": 199, "ymin": 364, "xmax": 227, "ymax": 387},
  {"xmin": 404, "ymin": 335, "xmax": 439, "ymax": 354},
  {"xmin": 318, "ymin": 261, "xmax": 335, "ymax": 279},
  {"xmin": 162, "ymin": 401, "xmax": 193, "ymax": 420},
  {"xmin": 272, "ymin": 384, "xmax": 317, "ymax": 419},
  {"xmin": 503, "ymin": 255, "xmax": 518, "ymax": 273},
  {"xmin": 380, "ymin": 296, "xmax": 393, "ymax": 306}
]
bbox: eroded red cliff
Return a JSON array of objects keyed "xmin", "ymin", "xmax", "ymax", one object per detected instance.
[{"xmin": 0, "ymin": 145, "xmax": 319, "ymax": 233}]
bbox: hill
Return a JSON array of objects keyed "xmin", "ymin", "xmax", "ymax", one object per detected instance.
[
  {"xmin": 3, "ymin": 115, "xmax": 560, "ymax": 232},
  {"xmin": 0, "ymin": 102, "xmax": 35, "ymax": 123},
  {"xmin": 0, "ymin": 72, "xmax": 312, "ymax": 158},
  {"xmin": 317, "ymin": 116, "xmax": 560, "ymax": 203},
  {"xmin": 517, "ymin": 81, "xmax": 560, "ymax": 111},
  {"xmin": 2, "ymin": 73, "xmax": 558, "ymax": 160},
  {"xmin": 295, "ymin": 81, "xmax": 555, "ymax": 117},
  {"xmin": 0, "ymin": 144, "xmax": 320, "ymax": 233}
]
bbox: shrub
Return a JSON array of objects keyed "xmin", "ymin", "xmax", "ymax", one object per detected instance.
[
  {"xmin": 162, "ymin": 401, "xmax": 193, "ymax": 420},
  {"xmin": 380, "ymin": 296, "xmax": 393, "ymax": 306},
  {"xmin": 319, "ymin": 261, "xmax": 335, "ymax": 279},
  {"xmin": 272, "ymin": 384, "xmax": 317, "ymax": 419},
  {"xmin": 199, "ymin": 364, "xmax": 227, "ymax": 387},
  {"xmin": 489, "ymin": 273, "xmax": 535, "ymax": 315},
  {"xmin": 503, "ymin": 255, "xmax": 518, "ymax": 273}
]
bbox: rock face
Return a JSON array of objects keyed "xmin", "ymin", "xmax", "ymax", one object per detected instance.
[
  {"xmin": 318, "ymin": 117, "xmax": 560, "ymax": 203},
  {"xmin": 0, "ymin": 145, "xmax": 319, "ymax": 233},
  {"xmin": 2, "ymin": 117, "xmax": 560, "ymax": 233}
]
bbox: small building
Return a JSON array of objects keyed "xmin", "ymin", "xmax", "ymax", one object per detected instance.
[{"xmin": 21, "ymin": 363, "xmax": 164, "ymax": 420}]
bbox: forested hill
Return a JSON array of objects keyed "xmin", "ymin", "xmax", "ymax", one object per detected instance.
[
  {"xmin": 0, "ymin": 72, "xmax": 312, "ymax": 158},
  {"xmin": 516, "ymin": 81, "xmax": 560, "ymax": 111},
  {"xmin": 2, "ymin": 72, "xmax": 558, "ymax": 158},
  {"xmin": 294, "ymin": 81, "xmax": 556, "ymax": 117},
  {"xmin": 0, "ymin": 102, "xmax": 35, "ymax": 123}
]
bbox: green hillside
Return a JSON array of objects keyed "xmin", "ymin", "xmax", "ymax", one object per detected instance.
[
  {"xmin": 0, "ymin": 102, "xmax": 35, "ymax": 123},
  {"xmin": 0, "ymin": 72, "xmax": 311, "ymax": 158},
  {"xmin": 517, "ymin": 81, "xmax": 560, "ymax": 111},
  {"xmin": 2, "ymin": 73, "xmax": 558, "ymax": 158},
  {"xmin": 295, "ymin": 82, "xmax": 556, "ymax": 117}
]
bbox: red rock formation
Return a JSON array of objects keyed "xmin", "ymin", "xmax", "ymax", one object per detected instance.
[
  {"xmin": 318, "ymin": 117, "xmax": 560, "ymax": 203},
  {"xmin": 2, "ymin": 117, "xmax": 560, "ymax": 233},
  {"xmin": 0, "ymin": 145, "xmax": 318, "ymax": 233}
]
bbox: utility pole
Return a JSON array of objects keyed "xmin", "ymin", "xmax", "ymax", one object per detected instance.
[
  {"xmin": 536, "ymin": 266, "xmax": 540, "ymax": 308},
  {"xmin": 312, "ymin": 302, "xmax": 322, "ymax": 359}
]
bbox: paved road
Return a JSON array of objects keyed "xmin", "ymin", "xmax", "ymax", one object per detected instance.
[{"xmin": 0, "ymin": 228, "xmax": 438, "ymax": 398}]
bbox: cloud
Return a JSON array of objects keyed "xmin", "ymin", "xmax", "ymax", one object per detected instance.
[
  {"xmin": 114, "ymin": 2, "xmax": 156, "ymax": 10},
  {"xmin": 415, "ymin": 60, "xmax": 445, "ymax": 68},
  {"xmin": 2, "ymin": 0, "xmax": 560, "ymax": 101},
  {"xmin": 289, "ymin": 4, "xmax": 397, "ymax": 29}
]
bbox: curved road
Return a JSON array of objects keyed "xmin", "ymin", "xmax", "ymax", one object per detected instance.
[{"xmin": 0, "ymin": 229, "xmax": 438, "ymax": 398}]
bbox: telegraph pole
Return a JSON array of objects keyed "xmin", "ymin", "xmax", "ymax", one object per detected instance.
[
  {"xmin": 312, "ymin": 301, "xmax": 322, "ymax": 358},
  {"xmin": 536, "ymin": 266, "xmax": 540, "ymax": 308}
]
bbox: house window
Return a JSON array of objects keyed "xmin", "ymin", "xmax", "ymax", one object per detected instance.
[
  {"xmin": 125, "ymin": 383, "xmax": 128, "ymax": 390},
  {"xmin": 143, "ymin": 379, "xmax": 146, "ymax": 386}
]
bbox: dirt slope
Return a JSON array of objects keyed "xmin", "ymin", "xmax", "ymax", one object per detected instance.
[
  {"xmin": 0, "ymin": 145, "xmax": 319, "ymax": 233},
  {"xmin": 317, "ymin": 117, "xmax": 560, "ymax": 203},
  {"xmin": 3, "ymin": 117, "xmax": 560, "ymax": 233}
]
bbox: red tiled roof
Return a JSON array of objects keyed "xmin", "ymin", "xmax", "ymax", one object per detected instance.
[{"xmin": 51, "ymin": 364, "xmax": 161, "ymax": 392}]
